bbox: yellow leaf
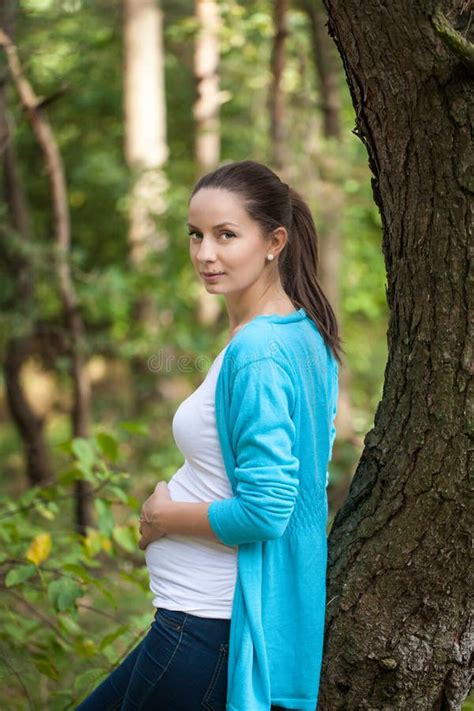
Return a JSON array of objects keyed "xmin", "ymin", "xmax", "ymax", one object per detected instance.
[
  {"xmin": 101, "ymin": 535, "xmax": 112, "ymax": 553},
  {"xmin": 26, "ymin": 532, "xmax": 52, "ymax": 566},
  {"xmin": 83, "ymin": 530, "xmax": 102, "ymax": 557}
]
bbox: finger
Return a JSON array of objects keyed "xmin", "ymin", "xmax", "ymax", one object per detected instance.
[{"xmin": 154, "ymin": 481, "xmax": 171, "ymax": 497}]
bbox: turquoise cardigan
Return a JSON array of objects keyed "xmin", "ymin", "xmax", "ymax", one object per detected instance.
[{"xmin": 208, "ymin": 307, "xmax": 339, "ymax": 711}]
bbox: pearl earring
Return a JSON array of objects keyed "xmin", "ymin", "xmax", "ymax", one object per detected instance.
[{"xmin": 266, "ymin": 254, "xmax": 274, "ymax": 261}]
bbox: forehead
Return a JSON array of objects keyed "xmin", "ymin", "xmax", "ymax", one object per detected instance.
[{"xmin": 188, "ymin": 188, "xmax": 249, "ymax": 225}]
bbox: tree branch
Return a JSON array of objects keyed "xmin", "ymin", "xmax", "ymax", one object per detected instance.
[{"xmin": 431, "ymin": 7, "xmax": 474, "ymax": 74}]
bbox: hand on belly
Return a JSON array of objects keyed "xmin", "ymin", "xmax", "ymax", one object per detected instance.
[{"xmin": 138, "ymin": 481, "xmax": 172, "ymax": 550}]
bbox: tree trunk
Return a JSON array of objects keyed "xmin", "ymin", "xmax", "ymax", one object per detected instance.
[
  {"xmin": 269, "ymin": 0, "xmax": 289, "ymax": 170},
  {"xmin": 300, "ymin": 0, "xmax": 341, "ymax": 139},
  {"xmin": 123, "ymin": 0, "xmax": 169, "ymax": 407},
  {"xmin": 0, "ymin": 1, "xmax": 54, "ymax": 486},
  {"xmin": 4, "ymin": 338, "xmax": 55, "ymax": 486},
  {"xmin": 319, "ymin": 2, "xmax": 473, "ymax": 708},
  {"xmin": 193, "ymin": 0, "xmax": 221, "ymax": 172},
  {"xmin": 0, "ymin": 28, "xmax": 93, "ymax": 534},
  {"xmin": 193, "ymin": 0, "xmax": 222, "ymax": 326},
  {"xmin": 299, "ymin": 0, "xmax": 356, "ymax": 447}
]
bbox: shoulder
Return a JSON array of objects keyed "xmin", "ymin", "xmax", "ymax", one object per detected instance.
[{"xmin": 223, "ymin": 320, "xmax": 298, "ymax": 388}]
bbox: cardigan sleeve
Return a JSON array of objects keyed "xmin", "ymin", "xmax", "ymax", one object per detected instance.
[{"xmin": 208, "ymin": 357, "xmax": 300, "ymax": 546}]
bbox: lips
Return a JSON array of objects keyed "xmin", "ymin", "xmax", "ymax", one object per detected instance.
[{"xmin": 202, "ymin": 272, "xmax": 225, "ymax": 276}]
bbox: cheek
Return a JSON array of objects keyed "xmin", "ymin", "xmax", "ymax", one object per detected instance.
[{"xmin": 228, "ymin": 241, "xmax": 264, "ymax": 266}]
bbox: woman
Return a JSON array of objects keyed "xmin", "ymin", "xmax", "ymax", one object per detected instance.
[{"xmin": 76, "ymin": 160, "xmax": 342, "ymax": 711}]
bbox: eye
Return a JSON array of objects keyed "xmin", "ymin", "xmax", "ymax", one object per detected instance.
[{"xmin": 187, "ymin": 230, "xmax": 236, "ymax": 241}]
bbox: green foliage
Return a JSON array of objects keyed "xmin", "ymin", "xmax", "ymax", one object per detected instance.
[{"xmin": 0, "ymin": 426, "xmax": 153, "ymax": 709}]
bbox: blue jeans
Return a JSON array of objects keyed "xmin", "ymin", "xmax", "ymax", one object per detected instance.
[{"xmin": 75, "ymin": 607, "xmax": 231, "ymax": 710}]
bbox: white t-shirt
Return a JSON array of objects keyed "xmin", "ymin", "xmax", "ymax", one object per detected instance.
[{"xmin": 144, "ymin": 344, "xmax": 237, "ymax": 618}]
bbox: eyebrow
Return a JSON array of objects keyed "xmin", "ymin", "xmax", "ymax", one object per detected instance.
[{"xmin": 186, "ymin": 221, "xmax": 240, "ymax": 229}]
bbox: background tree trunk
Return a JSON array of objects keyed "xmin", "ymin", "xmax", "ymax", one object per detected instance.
[
  {"xmin": 318, "ymin": 1, "xmax": 473, "ymax": 708},
  {"xmin": 193, "ymin": 0, "xmax": 221, "ymax": 173},
  {"xmin": 300, "ymin": 0, "xmax": 356, "ymax": 450},
  {"xmin": 0, "ymin": 27, "xmax": 93, "ymax": 534},
  {"xmin": 0, "ymin": 0, "xmax": 54, "ymax": 486},
  {"xmin": 123, "ymin": 0, "xmax": 169, "ymax": 405},
  {"xmin": 269, "ymin": 0, "xmax": 289, "ymax": 170},
  {"xmin": 300, "ymin": 0, "xmax": 341, "ymax": 139},
  {"xmin": 193, "ymin": 0, "xmax": 222, "ymax": 326}
]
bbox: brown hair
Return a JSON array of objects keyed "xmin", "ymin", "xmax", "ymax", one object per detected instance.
[{"xmin": 190, "ymin": 159, "xmax": 344, "ymax": 367}]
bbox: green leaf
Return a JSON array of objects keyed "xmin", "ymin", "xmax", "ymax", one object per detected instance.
[
  {"xmin": 95, "ymin": 432, "xmax": 119, "ymax": 463},
  {"xmin": 58, "ymin": 613, "xmax": 83, "ymax": 636},
  {"xmin": 119, "ymin": 420, "xmax": 149, "ymax": 436},
  {"xmin": 3, "ymin": 621, "xmax": 27, "ymax": 642},
  {"xmin": 108, "ymin": 485, "xmax": 129, "ymax": 504},
  {"xmin": 94, "ymin": 499, "xmax": 115, "ymax": 537},
  {"xmin": 126, "ymin": 494, "xmax": 140, "ymax": 509},
  {"xmin": 48, "ymin": 579, "xmax": 84, "ymax": 612},
  {"xmin": 34, "ymin": 654, "xmax": 60, "ymax": 680},
  {"xmin": 18, "ymin": 488, "xmax": 38, "ymax": 508},
  {"xmin": 74, "ymin": 668, "xmax": 107, "ymax": 694},
  {"xmin": 118, "ymin": 567, "xmax": 150, "ymax": 592},
  {"xmin": 72, "ymin": 438, "xmax": 96, "ymax": 470},
  {"xmin": 76, "ymin": 637, "xmax": 98, "ymax": 657},
  {"xmin": 61, "ymin": 563, "xmax": 93, "ymax": 583},
  {"xmin": 99, "ymin": 624, "xmax": 129, "ymax": 652},
  {"xmin": 33, "ymin": 501, "xmax": 56, "ymax": 520},
  {"xmin": 5, "ymin": 563, "xmax": 37, "ymax": 587},
  {"xmin": 89, "ymin": 577, "xmax": 118, "ymax": 607},
  {"xmin": 58, "ymin": 466, "xmax": 85, "ymax": 485},
  {"xmin": 74, "ymin": 463, "xmax": 98, "ymax": 484},
  {"xmin": 54, "ymin": 439, "xmax": 73, "ymax": 455},
  {"xmin": 38, "ymin": 486, "xmax": 59, "ymax": 502},
  {"xmin": 112, "ymin": 525, "xmax": 137, "ymax": 553}
]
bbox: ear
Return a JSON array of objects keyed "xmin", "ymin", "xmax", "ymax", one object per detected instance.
[{"xmin": 271, "ymin": 226, "xmax": 288, "ymax": 257}]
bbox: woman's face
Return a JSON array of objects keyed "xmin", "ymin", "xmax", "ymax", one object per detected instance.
[{"xmin": 187, "ymin": 187, "xmax": 273, "ymax": 294}]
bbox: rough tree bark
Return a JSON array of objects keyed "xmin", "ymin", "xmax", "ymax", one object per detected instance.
[{"xmin": 318, "ymin": 1, "xmax": 473, "ymax": 709}]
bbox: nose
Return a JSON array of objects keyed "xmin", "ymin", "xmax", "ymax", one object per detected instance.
[{"xmin": 195, "ymin": 236, "xmax": 217, "ymax": 264}]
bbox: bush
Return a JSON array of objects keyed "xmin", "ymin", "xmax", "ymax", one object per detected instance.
[{"xmin": 0, "ymin": 426, "xmax": 153, "ymax": 710}]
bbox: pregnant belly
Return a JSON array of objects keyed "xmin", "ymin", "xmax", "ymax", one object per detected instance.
[
  {"xmin": 144, "ymin": 466, "xmax": 237, "ymax": 596},
  {"xmin": 145, "ymin": 533, "xmax": 237, "ymax": 603}
]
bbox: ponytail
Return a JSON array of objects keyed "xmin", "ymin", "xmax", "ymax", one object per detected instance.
[{"xmin": 279, "ymin": 187, "xmax": 344, "ymax": 367}]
